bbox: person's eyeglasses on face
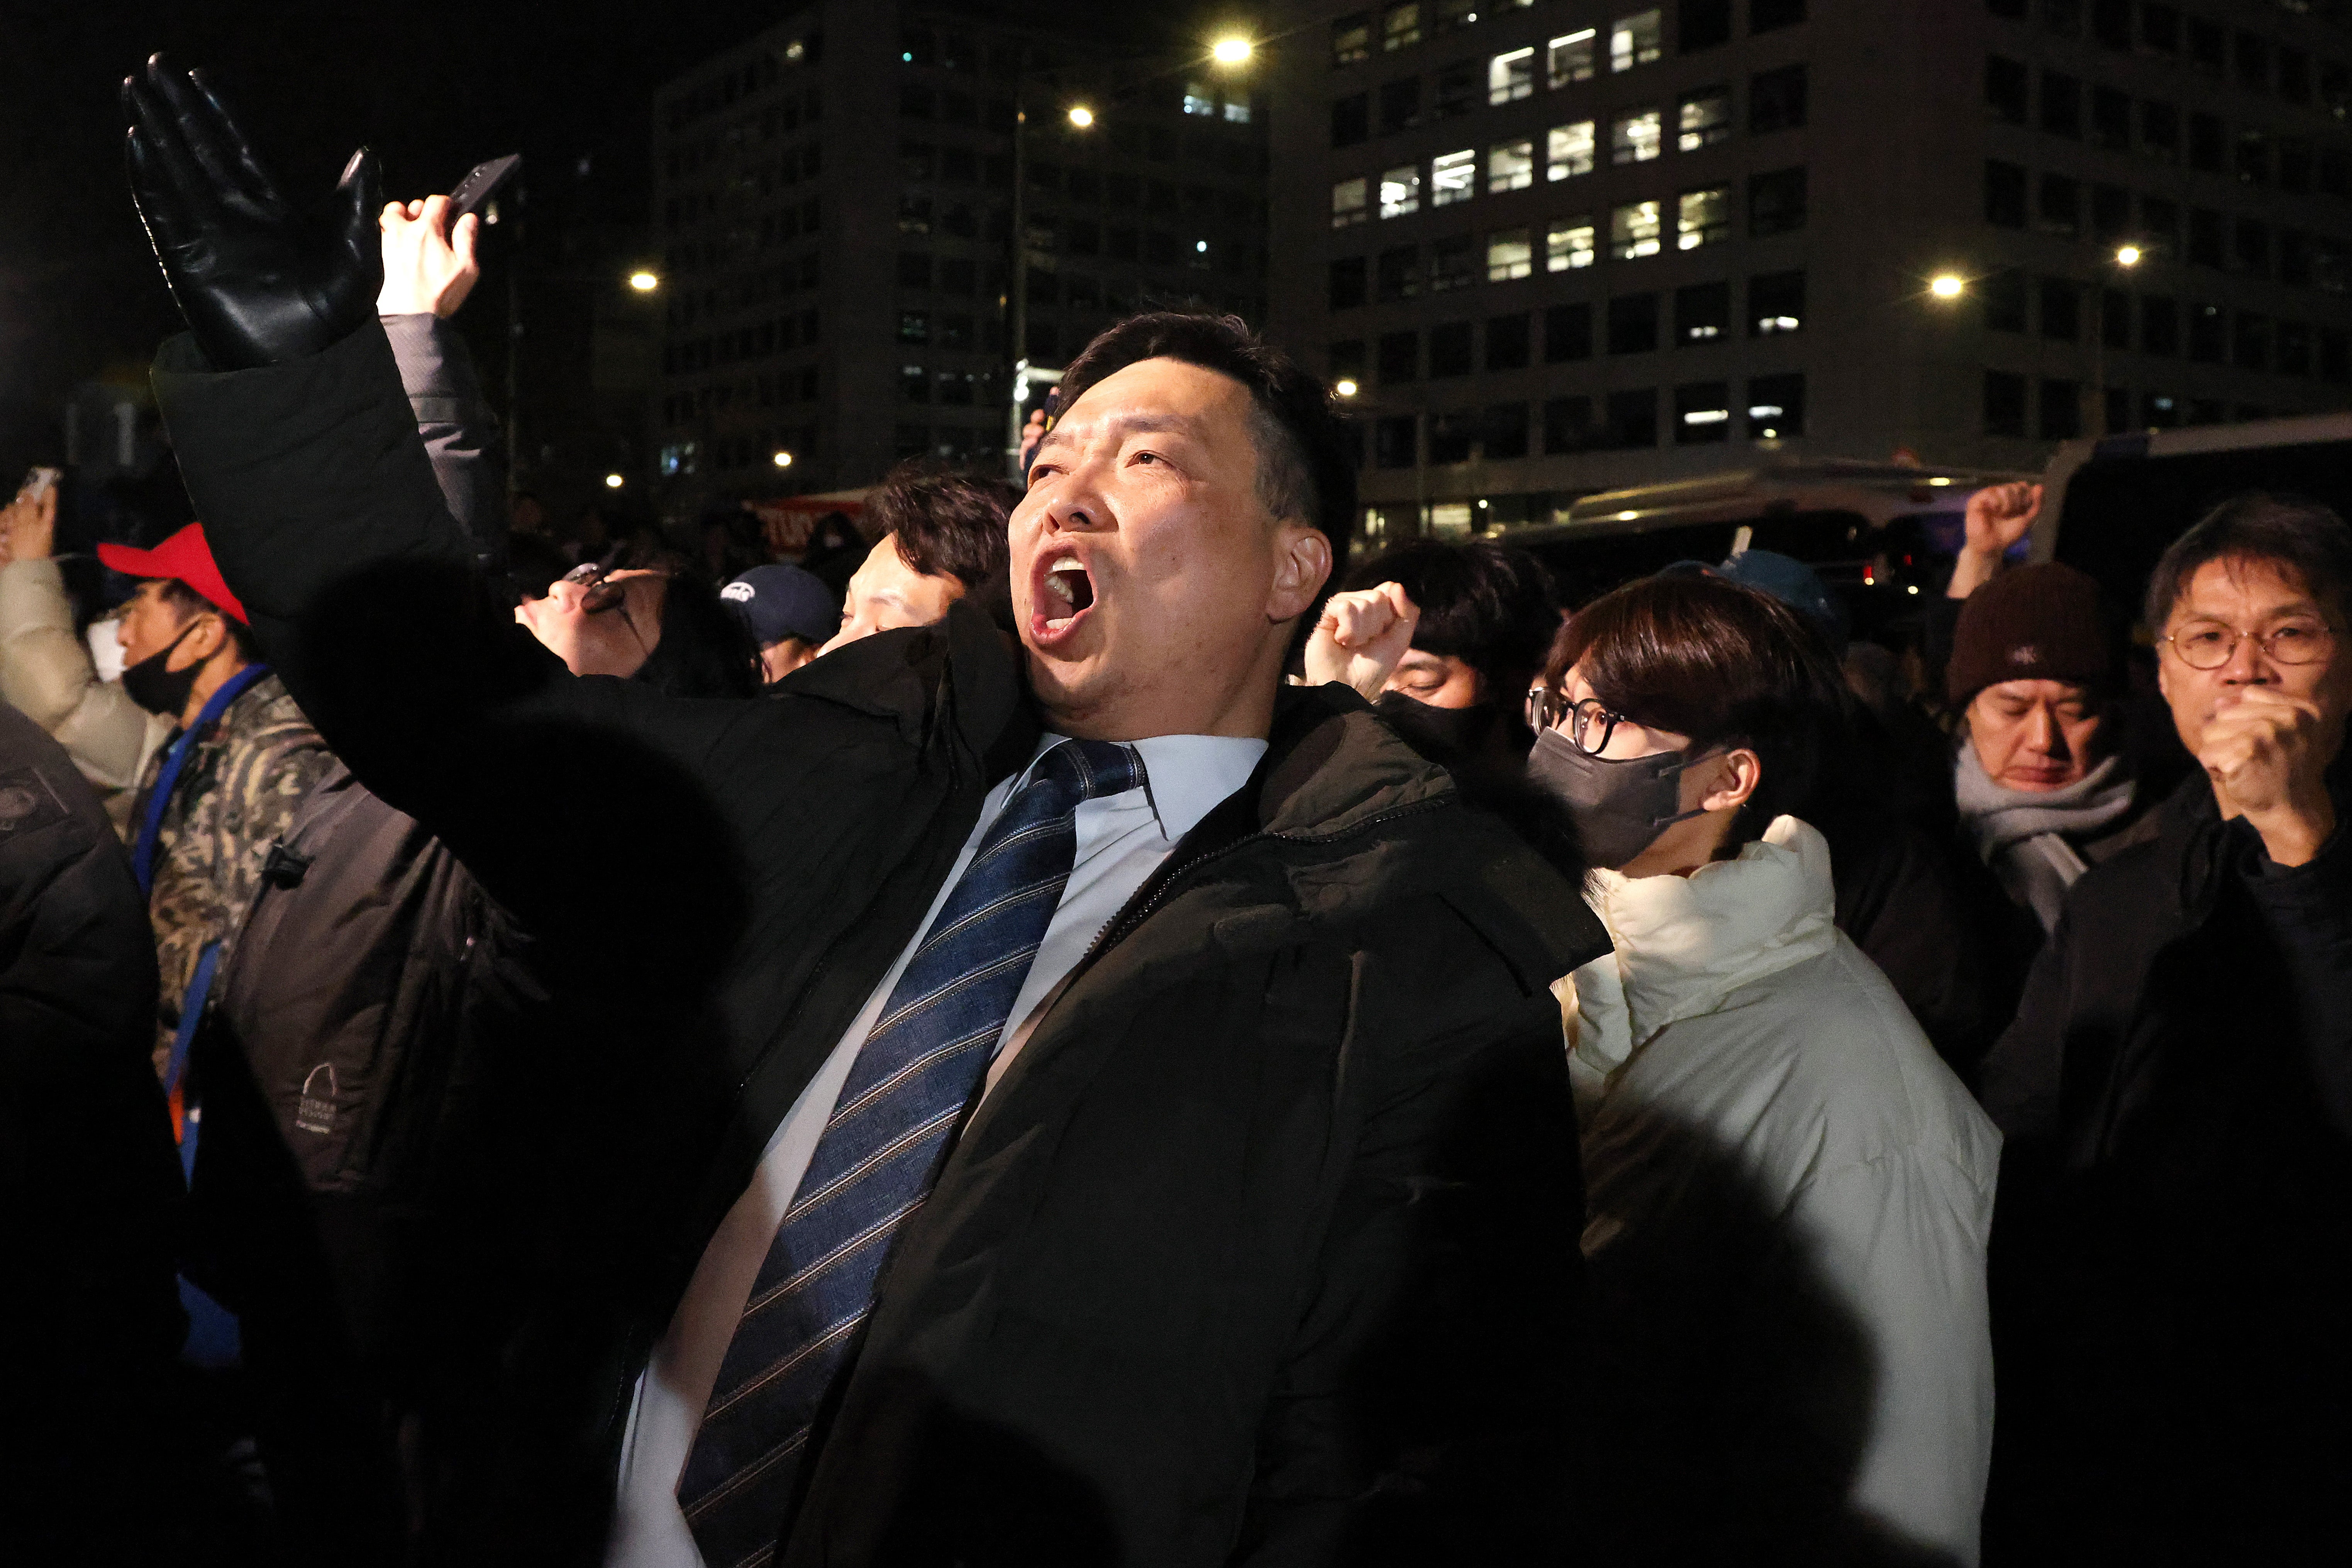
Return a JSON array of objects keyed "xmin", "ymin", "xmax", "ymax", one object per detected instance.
[
  {"xmin": 1526, "ymin": 685, "xmax": 1627, "ymax": 755},
  {"xmin": 2162, "ymin": 615, "xmax": 2336, "ymax": 670}
]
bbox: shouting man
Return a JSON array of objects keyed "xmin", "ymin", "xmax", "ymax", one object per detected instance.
[{"xmin": 125, "ymin": 59, "xmax": 1603, "ymax": 1568}]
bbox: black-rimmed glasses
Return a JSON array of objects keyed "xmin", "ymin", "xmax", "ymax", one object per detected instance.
[{"xmin": 1525, "ymin": 687, "xmax": 1627, "ymax": 755}]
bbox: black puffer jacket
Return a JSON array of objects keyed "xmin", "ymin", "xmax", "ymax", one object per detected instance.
[{"xmin": 1979, "ymin": 762, "xmax": 2352, "ymax": 1565}]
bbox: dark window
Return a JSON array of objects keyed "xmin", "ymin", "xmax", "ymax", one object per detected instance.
[
  {"xmin": 2329, "ymin": 63, "xmax": 2352, "ymax": 120},
  {"xmin": 898, "ymin": 310, "xmax": 929, "ymax": 344},
  {"xmin": 1985, "ymin": 267, "xmax": 2028, "ymax": 332},
  {"xmin": 1751, "ymin": 0, "xmax": 1806, "ymax": 34},
  {"xmin": 2040, "ymin": 276, "xmax": 2080, "ymax": 339},
  {"xmin": 1987, "ymin": 56, "xmax": 2028, "ymax": 123},
  {"xmin": 2233, "ymin": 311, "xmax": 2269, "ymax": 370},
  {"xmin": 1608, "ymin": 293, "xmax": 1662, "ymax": 354},
  {"xmin": 1750, "ymin": 269, "xmax": 1805, "ymax": 334},
  {"xmin": 2188, "ymin": 208, "xmax": 2223, "ymax": 267},
  {"xmin": 1430, "ymin": 320, "xmax": 1475, "ymax": 376},
  {"xmin": 2091, "ymin": 183, "xmax": 2131, "ymax": 240},
  {"xmin": 2280, "ymin": 47, "xmax": 2313, "ymax": 105},
  {"xmin": 2280, "ymin": 139, "xmax": 2314, "ymax": 194},
  {"xmin": 1428, "ymin": 411, "xmax": 1475, "ymax": 465},
  {"xmin": 2141, "ymin": 3, "xmax": 2179, "ymax": 54},
  {"xmin": 1545, "ymin": 303, "xmax": 1594, "ymax": 362},
  {"xmin": 2091, "ymin": 0, "xmax": 2131, "ymax": 47},
  {"xmin": 2187, "ymin": 397, "xmax": 2226, "ymax": 425},
  {"xmin": 1374, "ymin": 414, "xmax": 1417, "ymax": 467},
  {"xmin": 1746, "ymin": 372, "xmax": 1805, "ymax": 439},
  {"xmin": 1332, "ymin": 93, "xmax": 1370, "ymax": 147},
  {"xmin": 1378, "ymin": 329, "xmax": 1419, "ymax": 383},
  {"xmin": 2040, "ymin": 379, "xmax": 2081, "ymax": 440},
  {"xmin": 1988, "ymin": 0, "xmax": 2025, "ymax": 15},
  {"xmin": 1434, "ymin": 59, "xmax": 1478, "ymax": 118},
  {"xmin": 2188, "ymin": 301, "xmax": 2225, "ymax": 362},
  {"xmin": 899, "ymin": 364, "xmax": 930, "ymax": 403},
  {"xmin": 1377, "ymin": 246, "xmax": 1420, "ymax": 301},
  {"xmin": 1544, "ymin": 395, "xmax": 1599, "ymax": 454},
  {"xmin": 2325, "ymin": 329, "xmax": 2351, "ymax": 384},
  {"xmin": 1487, "ymin": 312, "xmax": 1532, "ymax": 369},
  {"xmin": 2324, "ymin": 150, "xmax": 2352, "ymax": 200},
  {"xmin": 2282, "ymin": 230, "xmax": 2314, "ymax": 288},
  {"xmin": 2101, "ymin": 286, "xmax": 2131, "ymax": 349},
  {"xmin": 2141, "ymin": 195, "xmax": 2179, "ymax": 250},
  {"xmin": 2187, "ymin": 113, "xmax": 2223, "ymax": 173},
  {"xmin": 900, "ymin": 85, "xmax": 936, "ymax": 120},
  {"xmin": 2143, "ymin": 391, "xmax": 2181, "ymax": 429},
  {"xmin": 2038, "ymin": 174, "xmax": 2080, "ymax": 237},
  {"xmin": 1329, "ymin": 340, "xmax": 1367, "ymax": 381},
  {"xmin": 1986, "ymin": 160, "xmax": 2028, "ymax": 227},
  {"xmin": 1682, "ymin": 0, "xmax": 1734, "ymax": 53},
  {"xmin": 1486, "ymin": 402, "xmax": 1532, "ymax": 459},
  {"xmin": 2279, "ymin": 320, "xmax": 2313, "ymax": 376},
  {"xmin": 2140, "ymin": 100, "xmax": 2179, "ymax": 161},
  {"xmin": 1430, "ymin": 234, "xmax": 1476, "ymax": 292},
  {"xmin": 1752, "ymin": 64, "xmax": 1808, "ymax": 132},
  {"xmin": 2187, "ymin": 17, "xmax": 2223, "ymax": 74},
  {"xmin": 896, "ymin": 252, "xmax": 932, "ymax": 287},
  {"xmin": 2091, "ymin": 86, "xmax": 2131, "ymax": 149},
  {"xmin": 1605, "ymin": 388, "xmax": 1660, "ymax": 448},
  {"xmin": 1750, "ymin": 167, "xmax": 1808, "ymax": 236},
  {"xmin": 2042, "ymin": 71, "xmax": 2082, "ymax": 137},
  {"xmin": 2042, "ymin": 0, "xmax": 2080, "ymax": 37},
  {"xmin": 1329, "ymin": 256, "xmax": 1368, "ymax": 309},
  {"xmin": 1675, "ymin": 381, "xmax": 1732, "ymax": 444},
  {"xmin": 1984, "ymin": 370, "xmax": 2028, "ymax": 436},
  {"xmin": 2235, "ymin": 218, "xmax": 2271, "ymax": 276},
  {"xmin": 1676, "ymin": 280, "xmax": 1733, "ymax": 344},
  {"xmin": 2236, "ymin": 130, "xmax": 2271, "ymax": 189},
  {"xmin": 2235, "ymin": 31, "xmax": 2268, "ymax": 92},
  {"xmin": 1378, "ymin": 77, "xmax": 1420, "ymax": 134}
]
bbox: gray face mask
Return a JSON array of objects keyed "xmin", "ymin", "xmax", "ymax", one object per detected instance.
[{"xmin": 1526, "ymin": 726, "xmax": 1711, "ymax": 871}]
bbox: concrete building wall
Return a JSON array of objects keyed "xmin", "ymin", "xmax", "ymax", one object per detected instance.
[{"xmin": 1264, "ymin": 0, "xmax": 2352, "ymax": 548}]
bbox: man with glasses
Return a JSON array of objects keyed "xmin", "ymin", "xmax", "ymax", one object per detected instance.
[{"xmin": 1980, "ymin": 494, "xmax": 2352, "ymax": 1563}]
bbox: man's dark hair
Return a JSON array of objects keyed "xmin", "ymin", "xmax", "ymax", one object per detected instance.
[
  {"xmin": 2144, "ymin": 491, "xmax": 2352, "ymax": 631},
  {"xmin": 1546, "ymin": 574, "xmax": 1845, "ymax": 846},
  {"xmin": 605, "ymin": 544, "xmax": 762, "ymax": 699},
  {"xmin": 871, "ymin": 459, "xmax": 1019, "ymax": 633},
  {"xmin": 1342, "ymin": 539, "xmax": 1559, "ymax": 704},
  {"xmin": 157, "ymin": 579, "xmax": 260, "ymax": 662},
  {"xmin": 1055, "ymin": 312, "xmax": 1358, "ymax": 548}
]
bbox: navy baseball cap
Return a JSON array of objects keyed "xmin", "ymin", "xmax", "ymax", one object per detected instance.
[{"xmin": 722, "ymin": 564, "xmax": 838, "ymax": 647}]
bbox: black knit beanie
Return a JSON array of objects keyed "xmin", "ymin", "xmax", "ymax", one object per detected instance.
[{"xmin": 1946, "ymin": 562, "xmax": 2112, "ymax": 707}]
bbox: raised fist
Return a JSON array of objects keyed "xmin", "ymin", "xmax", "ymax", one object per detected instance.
[{"xmin": 123, "ymin": 54, "xmax": 382, "ymax": 369}]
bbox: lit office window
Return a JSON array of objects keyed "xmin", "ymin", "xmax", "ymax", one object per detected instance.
[
  {"xmin": 1183, "ymin": 81, "xmax": 1216, "ymax": 116},
  {"xmin": 1383, "ymin": 2, "xmax": 1422, "ymax": 51},
  {"xmin": 1431, "ymin": 148, "xmax": 1478, "ymax": 206},
  {"xmin": 1547, "ymin": 120, "xmax": 1596, "ymax": 180},
  {"xmin": 1548, "ymin": 215, "xmax": 1597, "ymax": 270},
  {"xmin": 1380, "ymin": 164, "xmax": 1423, "ymax": 217},
  {"xmin": 1223, "ymin": 99, "xmax": 1251, "ymax": 123},
  {"xmin": 1548, "ymin": 30, "xmax": 1598, "ymax": 86},
  {"xmin": 1490, "ymin": 47, "xmax": 1537, "ymax": 104},
  {"xmin": 1610, "ymin": 10, "xmax": 1664, "ymax": 73},
  {"xmin": 1610, "ymin": 198, "xmax": 1663, "ymax": 259},
  {"xmin": 1611, "ymin": 108, "xmax": 1662, "ymax": 164},
  {"xmin": 1488, "ymin": 139, "xmax": 1536, "ymax": 193},
  {"xmin": 1678, "ymin": 85, "xmax": 1733, "ymax": 151},
  {"xmin": 1678, "ymin": 186, "xmax": 1730, "ymax": 249},
  {"xmin": 1488, "ymin": 226, "xmax": 1535, "ymax": 280},
  {"xmin": 1332, "ymin": 177, "xmax": 1370, "ymax": 227}
]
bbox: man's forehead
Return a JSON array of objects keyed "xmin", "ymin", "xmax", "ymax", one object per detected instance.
[
  {"xmin": 2178, "ymin": 554, "xmax": 2324, "ymax": 615},
  {"xmin": 1047, "ymin": 359, "xmax": 1245, "ymax": 442}
]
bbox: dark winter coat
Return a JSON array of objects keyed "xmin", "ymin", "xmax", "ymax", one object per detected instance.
[
  {"xmin": 153, "ymin": 321, "xmax": 1608, "ymax": 1568},
  {"xmin": 0, "ymin": 701, "xmax": 186, "ymax": 1554},
  {"xmin": 1978, "ymin": 762, "xmax": 2352, "ymax": 1564}
]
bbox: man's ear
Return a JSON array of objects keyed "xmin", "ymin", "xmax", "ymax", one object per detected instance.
[
  {"xmin": 173, "ymin": 611, "xmax": 228, "ymax": 670},
  {"xmin": 1698, "ymin": 747, "xmax": 1763, "ymax": 814},
  {"xmin": 1268, "ymin": 523, "xmax": 1332, "ymax": 625}
]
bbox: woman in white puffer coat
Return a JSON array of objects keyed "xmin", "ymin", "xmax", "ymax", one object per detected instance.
[{"xmin": 1529, "ymin": 574, "xmax": 2001, "ymax": 1568}]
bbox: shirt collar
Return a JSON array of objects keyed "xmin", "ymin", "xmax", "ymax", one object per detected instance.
[{"xmin": 1026, "ymin": 732, "xmax": 1268, "ymax": 843}]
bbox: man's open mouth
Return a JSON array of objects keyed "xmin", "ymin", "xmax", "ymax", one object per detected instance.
[{"xmin": 1037, "ymin": 553, "xmax": 1096, "ymax": 635}]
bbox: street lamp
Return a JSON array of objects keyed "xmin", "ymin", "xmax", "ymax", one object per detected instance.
[
  {"xmin": 604, "ymin": 472, "xmax": 624, "ymax": 489},
  {"xmin": 1066, "ymin": 105, "xmax": 1095, "ymax": 129},
  {"xmin": 1928, "ymin": 273, "xmax": 1966, "ymax": 300},
  {"xmin": 1334, "ymin": 378, "xmax": 1359, "ymax": 398},
  {"xmin": 771, "ymin": 450, "xmax": 793, "ymax": 469},
  {"xmin": 627, "ymin": 269, "xmax": 660, "ymax": 292},
  {"xmin": 1212, "ymin": 37, "xmax": 1254, "ymax": 66}
]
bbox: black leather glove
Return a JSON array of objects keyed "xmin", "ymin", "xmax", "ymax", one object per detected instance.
[{"xmin": 122, "ymin": 54, "xmax": 382, "ymax": 370}]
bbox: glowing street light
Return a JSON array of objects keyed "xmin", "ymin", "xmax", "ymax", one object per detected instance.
[
  {"xmin": 2114, "ymin": 244, "xmax": 2143, "ymax": 267},
  {"xmin": 1212, "ymin": 37, "xmax": 1254, "ymax": 66},
  {"xmin": 603, "ymin": 472, "xmax": 624, "ymax": 489},
  {"xmin": 1067, "ymin": 105, "xmax": 1095, "ymax": 129},
  {"xmin": 627, "ymin": 270, "xmax": 660, "ymax": 292},
  {"xmin": 1928, "ymin": 273, "xmax": 1966, "ymax": 300},
  {"xmin": 1334, "ymin": 378, "xmax": 1359, "ymax": 397},
  {"xmin": 772, "ymin": 450, "xmax": 794, "ymax": 468}
]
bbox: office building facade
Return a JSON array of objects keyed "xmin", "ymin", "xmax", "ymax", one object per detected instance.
[
  {"xmin": 649, "ymin": 2, "xmax": 1269, "ymax": 509},
  {"xmin": 1264, "ymin": 0, "xmax": 2352, "ymax": 545}
]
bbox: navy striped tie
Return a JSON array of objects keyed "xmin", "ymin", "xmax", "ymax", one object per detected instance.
[{"xmin": 678, "ymin": 738, "xmax": 1145, "ymax": 1568}]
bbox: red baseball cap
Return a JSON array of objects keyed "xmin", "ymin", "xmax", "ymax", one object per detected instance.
[{"xmin": 96, "ymin": 522, "xmax": 249, "ymax": 625}]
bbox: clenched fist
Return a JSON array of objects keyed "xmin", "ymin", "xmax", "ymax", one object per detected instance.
[
  {"xmin": 2199, "ymin": 685, "xmax": 2337, "ymax": 864},
  {"xmin": 1305, "ymin": 581, "xmax": 1419, "ymax": 701}
]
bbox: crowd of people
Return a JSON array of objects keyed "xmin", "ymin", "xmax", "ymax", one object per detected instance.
[{"xmin": 2, "ymin": 54, "xmax": 2347, "ymax": 1568}]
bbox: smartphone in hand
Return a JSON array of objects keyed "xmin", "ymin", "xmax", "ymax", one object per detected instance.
[{"xmin": 448, "ymin": 154, "xmax": 522, "ymax": 222}]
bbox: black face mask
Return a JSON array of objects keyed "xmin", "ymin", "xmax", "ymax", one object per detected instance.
[
  {"xmin": 1526, "ymin": 726, "xmax": 1711, "ymax": 870},
  {"xmin": 1373, "ymin": 691, "xmax": 1503, "ymax": 763},
  {"xmin": 121, "ymin": 621, "xmax": 203, "ymax": 719}
]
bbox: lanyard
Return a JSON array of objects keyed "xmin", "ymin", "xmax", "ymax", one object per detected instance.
[{"xmin": 132, "ymin": 663, "xmax": 272, "ymax": 894}]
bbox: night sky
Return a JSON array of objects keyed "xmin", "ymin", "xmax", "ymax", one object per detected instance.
[{"xmin": 0, "ymin": 1, "xmax": 1222, "ymax": 482}]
